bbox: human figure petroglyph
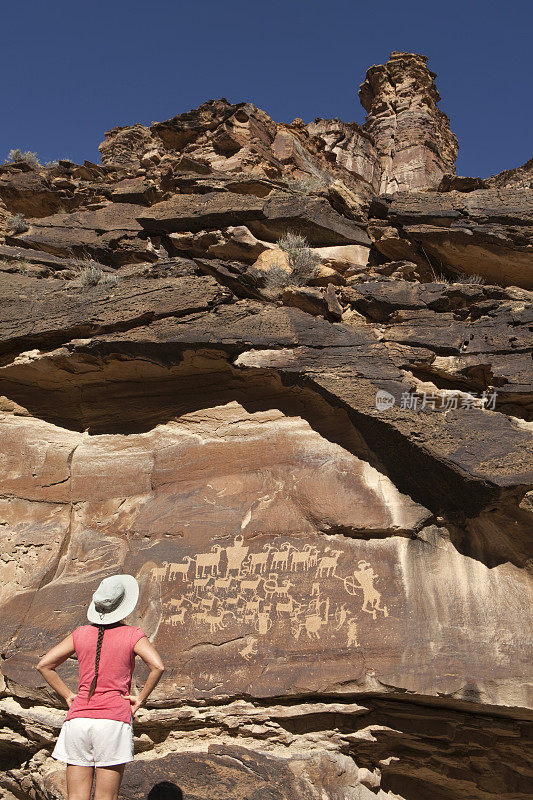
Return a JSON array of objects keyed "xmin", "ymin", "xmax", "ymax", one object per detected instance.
[
  {"xmin": 254, "ymin": 610, "xmax": 273, "ymax": 634},
  {"xmin": 307, "ymin": 595, "xmax": 330, "ymax": 620},
  {"xmin": 307, "ymin": 598, "xmax": 319, "ymax": 616},
  {"xmin": 195, "ymin": 544, "xmax": 223, "ymax": 578},
  {"xmin": 224, "ymin": 534, "xmax": 249, "ymax": 577},
  {"xmin": 349, "ymin": 560, "xmax": 389, "ymax": 619},
  {"xmin": 334, "ymin": 603, "xmax": 349, "ymax": 630},
  {"xmin": 315, "ymin": 549, "xmax": 342, "ymax": 578},
  {"xmin": 317, "ymin": 596, "xmax": 330, "ymax": 623},
  {"xmin": 346, "ymin": 617, "xmax": 359, "ymax": 647}
]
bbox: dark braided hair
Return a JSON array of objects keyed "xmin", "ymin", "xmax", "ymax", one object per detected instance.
[{"xmin": 87, "ymin": 624, "xmax": 106, "ymax": 700}]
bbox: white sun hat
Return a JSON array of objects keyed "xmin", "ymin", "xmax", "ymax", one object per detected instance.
[{"xmin": 87, "ymin": 574, "xmax": 139, "ymax": 625}]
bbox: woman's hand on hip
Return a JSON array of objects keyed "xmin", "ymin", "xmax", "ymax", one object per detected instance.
[
  {"xmin": 122, "ymin": 693, "xmax": 143, "ymax": 716},
  {"xmin": 65, "ymin": 691, "xmax": 77, "ymax": 708}
]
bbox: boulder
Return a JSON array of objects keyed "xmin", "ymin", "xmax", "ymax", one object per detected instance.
[
  {"xmin": 169, "ymin": 225, "xmax": 271, "ymax": 262},
  {"xmin": 0, "ymin": 171, "xmax": 65, "ymax": 217}
]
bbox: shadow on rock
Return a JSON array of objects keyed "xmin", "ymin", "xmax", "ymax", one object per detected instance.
[{"xmin": 147, "ymin": 782, "xmax": 183, "ymax": 799}]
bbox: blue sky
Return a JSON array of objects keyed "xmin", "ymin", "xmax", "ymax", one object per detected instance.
[{"xmin": 1, "ymin": 0, "xmax": 531, "ymax": 178}]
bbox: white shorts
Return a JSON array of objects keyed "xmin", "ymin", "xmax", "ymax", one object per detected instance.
[{"xmin": 51, "ymin": 717, "xmax": 134, "ymax": 767}]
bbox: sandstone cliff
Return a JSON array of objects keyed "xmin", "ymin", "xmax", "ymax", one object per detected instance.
[{"xmin": 0, "ymin": 52, "xmax": 531, "ymax": 800}]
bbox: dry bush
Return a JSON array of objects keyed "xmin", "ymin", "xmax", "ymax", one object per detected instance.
[
  {"xmin": 7, "ymin": 213, "xmax": 29, "ymax": 233},
  {"xmin": 5, "ymin": 149, "xmax": 40, "ymax": 168},
  {"xmin": 80, "ymin": 265, "xmax": 103, "ymax": 286},
  {"xmin": 277, "ymin": 231, "xmax": 321, "ymax": 284},
  {"xmin": 286, "ymin": 174, "xmax": 331, "ymax": 194},
  {"xmin": 455, "ymin": 272, "xmax": 485, "ymax": 285},
  {"xmin": 79, "ymin": 265, "xmax": 119, "ymax": 288}
]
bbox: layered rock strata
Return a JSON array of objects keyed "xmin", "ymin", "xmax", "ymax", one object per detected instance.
[{"xmin": 0, "ymin": 51, "xmax": 532, "ymax": 800}]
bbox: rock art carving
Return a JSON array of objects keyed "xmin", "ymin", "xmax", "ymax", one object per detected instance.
[{"xmin": 158, "ymin": 536, "xmax": 390, "ymax": 650}]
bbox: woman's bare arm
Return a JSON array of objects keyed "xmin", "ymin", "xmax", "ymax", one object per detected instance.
[
  {"xmin": 122, "ymin": 636, "xmax": 165, "ymax": 715},
  {"xmin": 35, "ymin": 634, "xmax": 77, "ymax": 706}
]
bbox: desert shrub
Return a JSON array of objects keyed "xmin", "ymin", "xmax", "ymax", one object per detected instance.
[
  {"xmin": 286, "ymin": 174, "xmax": 331, "ymax": 194},
  {"xmin": 0, "ymin": 257, "xmax": 31, "ymax": 273},
  {"xmin": 7, "ymin": 213, "xmax": 29, "ymax": 233},
  {"xmin": 5, "ymin": 149, "xmax": 40, "ymax": 168},
  {"xmin": 248, "ymin": 261, "xmax": 291, "ymax": 292},
  {"xmin": 455, "ymin": 272, "xmax": 485, "ymax": 285},
  {"xmin": 79, "ymin": 266, "xmax": 119, "ymax": 288},
  {"xmin": 428, "ymin": 262, "xmax": 453, "ymax": 285},
  {"xmin": 80, "ymin": 265, "xmax": 103, "ymax": 286},
  {"xmin": 277, "ymin": 231, "xmax": 321, "ymax": 284}
]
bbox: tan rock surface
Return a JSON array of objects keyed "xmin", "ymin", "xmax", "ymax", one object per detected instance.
[
  {"xmin": 359, "ymin": 52, "xmax": 458, "ymax": 193},
  {"xmin": 0, "ymin": 51, "xmax": 532, "ymax": 800}
]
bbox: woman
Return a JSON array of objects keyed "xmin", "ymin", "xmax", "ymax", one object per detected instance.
[{"xmin": 36, "ymin": 574, "xmax": 165, "ymax": 800}]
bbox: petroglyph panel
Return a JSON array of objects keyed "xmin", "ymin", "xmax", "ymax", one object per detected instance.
[{"xmin": 156, "ymin": 535, "xmax": 389, "ymax": 651}]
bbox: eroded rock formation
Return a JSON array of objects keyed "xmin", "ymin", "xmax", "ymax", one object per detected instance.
[
  {"xmin": 359, "ymin": 52, "xmax": 459, "ymax": 194},
  {"xmin": 0, "ymin": 51, "xmax": 532, "ymax": 800}
]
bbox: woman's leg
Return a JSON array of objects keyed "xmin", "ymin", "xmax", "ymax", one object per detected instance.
[
  {"xmin": 66, "ymin": 765, "xmax": 94, "ymax": 800},
  {"xmin": 94, "ymin": 763, "xmax": 126, "ymax": 800}
]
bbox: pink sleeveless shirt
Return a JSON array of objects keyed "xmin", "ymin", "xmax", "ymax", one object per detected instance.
[{"xmin": 65, "ymin": 623, "xmax": 146, "ymax": 723}]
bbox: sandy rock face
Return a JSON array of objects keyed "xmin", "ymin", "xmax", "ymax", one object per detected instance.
[
  {"xmin": 359, "ymin": 52, "xmax": 459, "ymax": 193},
  {"xmin": 1, "ymin": 399, "xmax": 530, "ymax": 706},
  {"xmin": 0, "ymin": 51, "xmax": 532, "ymax": 800}
]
